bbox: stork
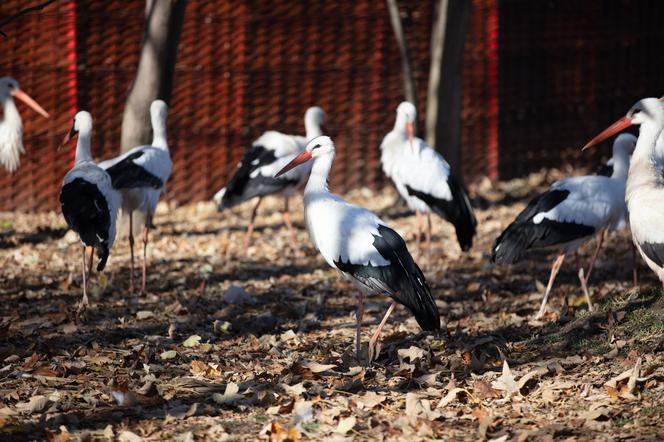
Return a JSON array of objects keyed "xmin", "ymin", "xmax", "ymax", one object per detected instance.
[
  {"xmin": 583, "ymin": 97, "xmax": 664, "ymax": 288},
  {"xmin": 381, "ymin": 102, "xmax": 476, "ymax": 264},
  {"xmin": 492, "ymin": 134, "xmax": 635, "ymax": 319},
  {"xmin": 0, "ymin": 77, "xmax": 49, "ymax": 172},
  {"xmin": 275, "ymin": 136, "xmax": 439, "ymax": 361},
  {"xmin": 214, "ymin": 106, "xmax": 326, "ymax": 253},
  {"xmin": 98, "ymin": 100, "xmax": 172, "ymax": 294},
  {"xmin": 59, "ymin": 112, "xmax": 120, "ymax": 314}
]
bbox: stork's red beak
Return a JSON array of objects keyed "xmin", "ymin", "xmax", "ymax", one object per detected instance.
[
  {"xmin": 406, "ymin": 121, "xmax": 415, "ymax": 153},
  {"xmin": 275, "ymin": 150, "xmax": 313, "ymax": 177},
  {"xmin": 59, "ymin": 124, "xmax": 77, "ymax": 151},
  {"xmin": 13, "ymin": 90, "xmax": 49, "ymax": 118},
  {"xmin": 582, "ymin": 116, "xmax": 633, "ymax": 151}
]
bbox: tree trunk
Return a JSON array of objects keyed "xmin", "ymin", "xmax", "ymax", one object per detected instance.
[
  {"xmin": 386, "ymin": 0, "xmax": 417, "ymax": 108},
  {"xmin": 120, "ymin": 0, "xmax": 186, "ymax": 152},
  {"xmin": 425, "ymin": 0, "xmax": 471, "ymax": 175}
]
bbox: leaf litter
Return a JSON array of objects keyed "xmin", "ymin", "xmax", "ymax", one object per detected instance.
[{"xmin": 0, "ymin": 179, "xmax": 663, "ymax": 440}]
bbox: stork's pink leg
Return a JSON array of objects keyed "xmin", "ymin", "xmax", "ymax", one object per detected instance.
[
  {"xmin": 129, "ymin": 210, "xmax": 135, "ymax": 293},
  {"xmin": 88, "ymin": 247, "xmax": 94, "ymax": 278},
  {"xmin": 355, "ymin": 292, "xmax": 364, "ymax": 358},
  {"xmin": 243, "ymin": 197, "xmax": 263, "ymax": 254},
  {"xmin": 368, "ymin": 301, "xmax": 397, "ymax": 361},
  {"xmin": 415, "ymin": 209, "xmax": 422, "ymax": 255},
  {"xmin": 283, "ymin": 196, "xmax": 295, "ymax": 243},
  {"xmin": 535, "ymin": 253, "xmax": 566, "ymax": 319},
  {"xmin": 575, "ymin": 252, "xmax": 594, "ymax": 312},
  {"xmin": 584, "ymin": 230, "xmax": 605, "ymax": 284},
  {"xmin": 141, "ymin": 215, "xmax": 151, "ymax": 293},
  {"xmin": 77, "ymin": 245, "xmax": 89, "ymax": 318}
]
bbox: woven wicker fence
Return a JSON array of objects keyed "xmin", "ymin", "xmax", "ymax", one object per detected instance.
[{"xmin": 0, "ymin": 0, "xmax": 661, "ymax": 212}]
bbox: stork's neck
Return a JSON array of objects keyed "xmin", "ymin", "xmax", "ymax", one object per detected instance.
[
  {"xmin": 74, "ymin": 131, "xmax": 93, "ymax": 164},
  {"xmin": 151, "ymin": 115, "xmax": 168, "ymax": 150},
  {"xmin": 305, "ymin": 152, "xmax": 334, "ymax": 195},
  {"xmin": 304, "ymin": 116, "xmax": 322, "ymax": 140},
  {"xmin": 392, "ymin": 112, "xmax": 409, "ymax": 136},
  {"xmin": 610, "ymin": 147, "xmax": 630, "ymax": 181},
  {"xmin": 3, "ymin": 97, "xmax": 21, "ymax": 125},
  {"xmin": 626, "ymin": 121, "xmax": 664, "ymax": 198}
]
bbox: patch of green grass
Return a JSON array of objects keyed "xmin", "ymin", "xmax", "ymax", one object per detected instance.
[
  {"xmin": 0, "ymin": 221, "xmax": 12, "ymax": 230},
  {"xmin": 641, "ymin": 404, "xmax": 664, "ymax": 418},
  {"xmin": 254, "ymin": 414, "xmax": 270, "ymax": 423},
  {"xmin": 301, "ymin": 422, "xmax": 320, "ymax": 432},
  {"xmin": 623, "ymin": 308, "xmax": 664, "ymax": 342},
  {"xmin": 569, "ymin": 335, "xmax": 611, "ymax": 355},
  {"xmin": 612, "ymin": 415, "xmax": 632, "ymax": 428}
]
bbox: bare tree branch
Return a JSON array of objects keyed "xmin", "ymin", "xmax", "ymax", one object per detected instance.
[
  {"xmin": 386, "ymin": 0, "xmax": 417, "ymax": 107},
  {"xmin": 0, "ymin": 0, "xmax": 57, "ymax": 37}
]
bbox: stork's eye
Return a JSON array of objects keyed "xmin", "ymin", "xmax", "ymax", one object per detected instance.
[{"xmin": 312, "ymin": 144, "xmax": 322, "ymax": 150}]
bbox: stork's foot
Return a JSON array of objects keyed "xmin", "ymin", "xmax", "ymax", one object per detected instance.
[{"xmin": 75, "ymin": 294, "xmax": 89, "ymax": 323}]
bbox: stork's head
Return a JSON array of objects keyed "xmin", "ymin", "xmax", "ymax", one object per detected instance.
[
  {"xmin": 60, "ymin": 111, "xmax": 92, "ymax": 149},
  {"xmin": 396, "ymin": 101, "xmax": 416, "ymax": 152},
  {"xmin": 305, "ymin": 106, "xmax": 326, "ymax": 125},
  {"xmin": 583, "ymin": 97, "xmax": 664, "ymax": 150},
  {"xmin": 150, "ymin": 100, "xmax": 169, "ymax": 121},
  {"xmin": 0, "ymin": 76, "xmax": 49, "ymax": 118},
  {"xmin": 275, "ymin": 136, "xmax": 335, "ymax": 177}
]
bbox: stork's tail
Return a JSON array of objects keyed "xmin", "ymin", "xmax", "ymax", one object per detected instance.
[
  {"xmin": 491, "ymin": 222, "xmax": 530, "ymax": 264},
  {"xmin": 96, "ymin": 243, "xmax": 110, "ymax": 271},
  {"xmin": 446, "ymin": 174, "xmax": 477, "ymax": 251}
]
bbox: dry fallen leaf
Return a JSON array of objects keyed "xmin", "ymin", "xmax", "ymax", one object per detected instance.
[
  {"xmin": 491, "ymin": 360, "xmax": 520, "ymax": 397},
  {"xmin": 302, "ymin": 360, "xmax": 336, "ymax": 373},
  {"xmin": 182, "ymin": 335, "xmax": 202, "ymax": 348},
  {"xmin": 335, "ymin": 416, "xmax": 356, "ymax": 434},
  {"xmin": 160, "ymin": 350, "xmax": 178, "ymax": 360},
  {"xmin": 212, "ymin": 382, "xmax": 242, "ymax": 405}
]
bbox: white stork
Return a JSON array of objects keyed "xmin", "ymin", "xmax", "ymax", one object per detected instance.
[
  {"xmin": 0, "ymin": 77, "xmax": 49, "ymax": 172},
  {"xmin": 59, "ymin": 111, "xmax": 120, "ymax": 314},
  {"xmin": 583, "ymin": 97, "xmax": 664, "ymax": 287},
  {"xmin": 275, "ymin": 136, "xmax": 439, "ymax": 361},
  {"xmin": 98, "ymin": 100, "xmax": 172, "ymax": 293},
  {"xmin": 492, "ymin": 133, "xmax": 636, "ymax": 319},
  {"xmin": 381, "ymin": 102, "xmax": 477, "ymax": 263},
  {"xmin": 213, "ymin": 106, "xmax": 326, "ymax": 252}
]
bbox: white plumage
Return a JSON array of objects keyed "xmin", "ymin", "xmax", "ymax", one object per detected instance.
[
  {"xmin": 381, "ymin": 102, "xmax": 476, "ymax": 258},
  {"xmin": 214, "ymin": 106, "xmax": 326, "ymax": 253},
  {"xmin": 584, "ymin": 97, "xmax": 664, "ymax": 284},
  {"xmin": 59, "ymin": 111, "xmax": 120, "ymax": 313},
  {"xmin": 0, "ymin": 77, "xmax": 49, "ymax": 173},
  {"xmin": 276, "ymin": 136, "xmax": 439, "ymax": 361},
  {"xmin": 493, "ymin": 133, "xmax": 635, "ymax": 318},
  {"xmin": 98, "ymin": 100, "xmax": 172, "ymax": 293}
]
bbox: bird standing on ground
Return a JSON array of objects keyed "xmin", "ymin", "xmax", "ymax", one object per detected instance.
[
  {"xmin": 0, "ymin": 77, "xmax": 50, "ymax": 173},
  {"xmin": 583, "ymin": 97, "xmax": 664, "ymax": 288},
  {"xmin": 214, "ymin": 106, "xmax": 326, "ymax": 253},
  {"xmin": 492, "ymin": 134, "xmax": 636, "ymax": 319},
  {"xmin": 276, "ymin": 136, "xmax": 439, "ymax": 361},
  {"xmin": 98, "ymin": 100, "xmax": 172, "ymax": 294},
  {"xmin": 381, "ymin": 102, "xmax": 476, "ymax": 264},
  {"xmin": 59, "ymin": 111, "xmax": 120, "ymax": 314}
]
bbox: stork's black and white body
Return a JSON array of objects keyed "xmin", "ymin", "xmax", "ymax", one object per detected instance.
[
  {"xmin": 98, "ymin": 100, "xmax": 172, "ymax": 293},
  {"xmin": 584, "ymin": 97, "xmax": 664, "ymax": 287},
  {"xmin": 0, "ymin": 77, "xmax": 49, "ymax": 173},
  {"xmin": 214, "ymin": 106, "xmax": 326, "ymax": 252},
  {"xmin": 59, "ymin": 112, "xmax": 120, "ymax": 313},
  {"xmin": 276, "ymin": 136, "xmax": 439, "ymax": 361},
  {"xmin": 381, "ymin": 102, "xmax": 476, "ymax": 263},
  {"xmin": 492, "ymin": 134, "xmax": 635, "ymax": 319}
]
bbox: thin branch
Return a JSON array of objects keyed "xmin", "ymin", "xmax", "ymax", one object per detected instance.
[
  {"xmin": 0, "ymin": 0, "xmax": 58, "ymax": 37},
  {"xmin": 386, "ymin": 0, "xmax": 417, "ymax": 107}
]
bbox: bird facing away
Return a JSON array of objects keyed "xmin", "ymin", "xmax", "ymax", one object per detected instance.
[
  {"xmin": 583, "ymin": 97, "xmax": 664, "ymax": 287},
  {"xmin": 98, "ymin": 100, "xmax": 172, "ymax": 294},
  {"xmin": 0, "ymin": 77, "xmax": 49, "ymax": 173},
  {"xmin": 492, "ymin": 133, "xmax": 635, "ymax": 319},
  {"xmin": 276, "ymin": 136, "xmax": 439, "ymax": 361},
  {"xmin": 59, "ymin": 111, "xmax": 120, "ymax": 314},
  {"xmin": 214, "ymin": 106, "xmax": 326, "ymax": 253},
  {"xmin": 381, "ymin": 102, "xmax": 477, "ymax": 264}
]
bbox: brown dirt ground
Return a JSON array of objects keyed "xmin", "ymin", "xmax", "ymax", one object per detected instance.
[{"xmin": 1, "ymin": 169, "xmax": 664, "ymax": 441}]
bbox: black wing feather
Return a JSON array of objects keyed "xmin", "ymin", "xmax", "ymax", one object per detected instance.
[
  {"xmin": 59, "ymin": 178, "xmax": 111, "ymax": 271},
  {"xmin": 405, "ymin": 172, "xmax": 477, "ymax": 251},
  {"xmin": 491, "ymin": 189, "xmax": 595, "ymax": 264},
  {"xmin": 105, "ymin": 151, "xmax": 163, "ymax": 190},
  {"xmin": 335, "ymin": 225, "xmax": 440, "ymax": 331}
]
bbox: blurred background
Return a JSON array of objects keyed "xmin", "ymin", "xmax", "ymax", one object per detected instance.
[{"xmin": 0, "ymin": 0, "xmax": 663, "ymax": 212}]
